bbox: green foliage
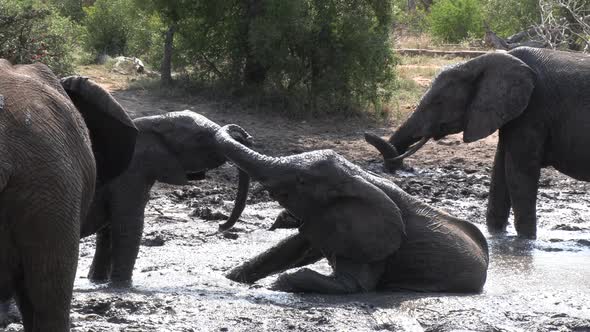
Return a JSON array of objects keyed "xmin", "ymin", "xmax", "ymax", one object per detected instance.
[
  {"xmin": 0, "ymin": 0, "xmax": 81, "ymax": 75},
  {"xmin": 82, "ymin": 0, "xmax": 164, "ymax": 67},
  {"xmin": 481, "ymin": 0, "xmax": 539, "ymax": 37},
  {"xmin": 82, "ymin": 0, "xmax": 134, "ymax": 56},
  {"xmin": 429, "ymin": 0, "xmax": 484, "ymax": 43},
  {"xmin": 48, "ymin": 0, "xmax": 85, "ymax": 21},
  {"xmin": 176, "ymin": 0, "xmax": 397, "ymax": 114}
]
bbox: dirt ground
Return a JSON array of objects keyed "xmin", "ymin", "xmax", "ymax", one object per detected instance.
[{"xmin": 3, "ymin": 67, "xmax": 590, "ymax": 331}]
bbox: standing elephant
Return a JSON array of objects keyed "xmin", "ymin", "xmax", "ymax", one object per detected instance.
[
  {"xmin": 0, "ymin": 62, "xmax": 137, "ymax": 332},
  {"xmin": 83, "ymin": 110, "xmax": 251, "ymax": 285},
  {"xmin": 214, "ymin": 125, "xmax": 488, "ymax": 294},
  {"xmin": 366, "ymin": 47, "xmax": 590, "ymax": 239}
]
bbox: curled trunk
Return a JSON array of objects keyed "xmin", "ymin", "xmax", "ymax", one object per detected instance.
[
  {"xmin": 365, "ymin": 113, "xmax": 427, "ymax": 172},
  {"xmin": 214, "ymin": 124, "xmax": 271, "ymax": 232}
]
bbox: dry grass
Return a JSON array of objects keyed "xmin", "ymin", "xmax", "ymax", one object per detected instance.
[
  {"xmin": 387, "ymin": 54, "xmax": 463, "ymax": 121},
  {"xmin": 75, "ymin": 46, "xmax": 465, "ymax": 124},
  {"xmin": 75, "ymin": 64, "xmax": 140, "ymax": 91},
  {"xmin": 394, "ymin": 33, "xmax": 487, "ymax": 51}
]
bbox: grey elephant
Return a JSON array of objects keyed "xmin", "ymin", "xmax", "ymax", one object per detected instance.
[
  {"xmin": 82, "ymin": 110, "xmax": 251, "ymax": 284},
  {"xmin": 366, "ymin": 47, "xmax": 590, "ymax": 239},
  {"xmin": 0, "ymin": 62, "xmax": 137, "ymax": 332},
  {"xmin": 214, "ymin": 125, "xmax": 488, "ymax": 294}
]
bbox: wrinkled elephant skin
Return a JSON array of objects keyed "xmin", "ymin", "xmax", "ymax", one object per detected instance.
[
  {"xmin": 0, "ymin": 61, "xmax": 137, "ymax": 332},
  {"xmin": 82, "ymin": 111, "xmax": 251, "ymax": 284},
  {"xmin": 215, "ymin": 125, "xmax": 489, "ymax": 294},
  {"xmin": 366, "ymin": 47, "xmax": 590, "ymax": 239}
]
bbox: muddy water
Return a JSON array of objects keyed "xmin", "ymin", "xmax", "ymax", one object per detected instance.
[{"xmin": 2, "ymin": 164, "xmax": 590, "ymax": 332}]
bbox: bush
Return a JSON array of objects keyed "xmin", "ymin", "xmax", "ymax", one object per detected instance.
[
  {"xmin": 429, "ymin": 0, "xmax": 484, "ymax": 43},
  {"xmin": 82, "ymin": 0, "xmax": 135, "ymax": 56},
  {"xmin": 176, "ymin": 0, "xmax": 397, "ymax": 114},
  {"xmin": 481, "ymin": 0, "xmax": 539, "ymax": 37},
  {"xmin": 82, "ymin": 0, "xmax": 164, "ymax": 68},
  {"xmin": 0, "ymin": 0, "xmax": 81, "ymax": 75}
]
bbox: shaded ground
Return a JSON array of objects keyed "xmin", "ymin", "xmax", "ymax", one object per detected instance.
[{"xmin": 3, "ymin": 68, "xmax": 590, "ymax": 331}]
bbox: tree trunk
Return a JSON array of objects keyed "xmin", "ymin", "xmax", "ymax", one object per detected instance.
[
  {"xmin": 161, "ymin": 23, "xmax": 177, "ymax": 86},
  {"xmin": 242, "ymin": 0, "xmax": 266, "ymax": 87},
  {"xmin": 407, "ymin": 0, "xmax": 416, "ymax": 12}
]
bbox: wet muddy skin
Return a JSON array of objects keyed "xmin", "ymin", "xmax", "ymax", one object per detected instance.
[
  {"xmin": 5, "ymin": 162, "xmax": 589, "ymax": 332},
  {"xmin": 3, "ymin": 88, "xmax": 590, "ymax": 331}
]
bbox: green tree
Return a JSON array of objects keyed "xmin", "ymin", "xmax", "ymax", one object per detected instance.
[
  {"xmin": 0, "ymin": 0, "xmax": 81, "ymax": 75},
  {"xmin": 429, "ymin": 0, "xmax": 484, "ymax": 42},
  {"xmin": 482, "ymin": 0, "xmax": 539, "ymax": 37}
]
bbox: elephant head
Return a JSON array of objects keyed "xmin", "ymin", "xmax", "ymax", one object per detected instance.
[
  {"xmin": 365, "ymin": 52, "xmax": 536, "ymax": 172},
  {"xmin": 60, "ymin": 76, "xmax": 138, "ymax": 184},
  {"xmin": 214, "ymin": 125, "xmax": 405, "ymax": 261},
  {"xmin": 133, "ymin": 111, "xmax": 252, "ymax": 232}
]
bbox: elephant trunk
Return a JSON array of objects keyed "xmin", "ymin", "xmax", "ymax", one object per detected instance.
[
  {"xmin": 218, "ymin": 169, "xmax": 250, "ymax": 232},
  {"xmin": 214, "ymin": 124, "xmax": 282, "ymax": 181},
  {"xmin": 214, "ymin": 124, "xmax": 284, "ymax": 231},
  {"xmin": 365, "ymin": 112, "xmax": 428, "ymax": 172}
]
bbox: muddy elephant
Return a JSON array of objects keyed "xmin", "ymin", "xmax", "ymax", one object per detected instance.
[
  {"xmin": 83, "ymin": 110, "xmax": 251, "ymax": 284},
  {"xmin": 214, "ymin": 125, "xmax": 488, "ymax": 294},
  {"xmin": 366, "ymin": 47, "xmax": 590, "ymax": 239},
  {"xmin": 0, "ymin": 62, "xmax": 137, "ymax": 332}
]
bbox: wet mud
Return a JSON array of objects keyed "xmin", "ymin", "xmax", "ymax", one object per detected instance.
[{"xmin": 3, "ymin": 90, "xmax": 590, "ymax": 332}]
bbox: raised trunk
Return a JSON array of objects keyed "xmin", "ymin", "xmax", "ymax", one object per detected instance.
[
  {"xmin": 161, "ymin": 23, "xmax": 177, "ymax": 86},
  {"xmin": 214, "ymin": 124, "xmax": 282, "ymax": 181},
  {"xmin": 218, "ymin": 169, "xmax": 250, "ymax": 232}
]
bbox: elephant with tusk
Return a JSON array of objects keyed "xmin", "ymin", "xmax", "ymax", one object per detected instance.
[
  {"xmin": 214, "ymin": 124, "xmax": 489, "ymax": 294},
  {"xmin": 366, "ymin": 47, "xmax": 590, "ymax": 239}
]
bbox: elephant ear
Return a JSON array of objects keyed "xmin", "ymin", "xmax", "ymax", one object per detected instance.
[
  {"xmin": 463, "ymin": 53, "xmax": 536, "ymax": 143},
  {"xmin": 61, "ymin": 76, "xmax": 138, "ymax": 184},
  {"xmin": 134, "ymin": 113, "xmax": 191, "ymax": 185},
  {"xmin": 301, "ymin": 176, "xmax": 405, "ymax": 263}
]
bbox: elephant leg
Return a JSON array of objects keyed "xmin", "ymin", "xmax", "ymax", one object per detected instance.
[
  {"xmin": 18, "ymin": 241, "xmax": 77, "ymax": 331},
  {"xmin": 226, "ymin": 233, "xmax": 323, "ymax": 284},
  {"xmin": 271, "ymin": 258, "xmax": 384, "ymax": 294},
  {"xmin": 486, "ymin": 135, "xmax": 511, "ymax": 233},
  {"xmin": 88, "ymin": 226, "xmax": 112, "ymax": 282},
  {"xmin": 504, "ymin": 129, "xmax": 543, "ymax": 239},
  {"xmin": 108, "ymin": 182, "xmax": 150, "ymax": 285}
]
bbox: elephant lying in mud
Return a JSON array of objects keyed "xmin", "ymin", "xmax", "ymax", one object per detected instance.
[
  {"xmin": 83, "ymin": 111, "xmax": 251, "ymax": 285},
  {"xmin": 214, "ymin": 125, "xmax": 489, "ymax": 294},
  {"xmin": 366, "ymin": 47, "xmax": 590, "ymax": 239},
  {"xmin": 0, "ymin": 63, "xmax": 137, "ymax": 332}
]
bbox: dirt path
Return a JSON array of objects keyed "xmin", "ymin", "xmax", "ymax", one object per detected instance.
[{"xmin": 3, "ymin": 73, "xmax": 590, "ymax": 331}]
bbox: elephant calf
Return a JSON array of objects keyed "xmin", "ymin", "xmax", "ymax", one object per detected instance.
[
  {"xmin": 83, "ymin": 111, "xmax": 251, "ymax": 284},
  {"xmin": 214, "ymin": 125, "xmax": 489, "ymax": 294}
]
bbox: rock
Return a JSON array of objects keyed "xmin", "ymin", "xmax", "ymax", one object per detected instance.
[
  {"xmin": 142, "ymin": 233, "xmax": 166, "ymax": 247},
  {"xmin": 112, "ymin": 56, "xmax": 145, "ymax": 74},
  {"xmin": 191, "ymin": 207, "xmax": 228, "ymax": 221},
  {"xmin": 222, "ymin": 232, "xmax": 239, "ymax": 240}
]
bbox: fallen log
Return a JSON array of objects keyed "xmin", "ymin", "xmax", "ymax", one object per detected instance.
[{"xmin": 393, "ymin": 48, "xmax": 488, "ymax": 58}]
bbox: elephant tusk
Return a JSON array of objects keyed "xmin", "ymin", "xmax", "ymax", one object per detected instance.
[{"xmin": 385, "ymin": 137, "xmax": 429, "ymax": 162}]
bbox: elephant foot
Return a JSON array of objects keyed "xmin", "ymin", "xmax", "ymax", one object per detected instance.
[
  {"xmin": 269, "ymin": 268, "xmax": 360, "ymax": 294},
  {"xmin": 0, "ymin": 300, "xmax": 20, "ymax": 328},
  {"xmin": 486, "ymin": 215, "xmax": 509, "ymax": 235},
  {"xmin": 108, "ymin": 279, "xmax": 133, "ymax": 289},
  {"xmin": 226, "ymin": 265, "xmax": 257, "ymax": 284},
  {"xmin": 514, "ymin": 219, "xmax": 537, "ymax": 239},
  {"xmin": 88, "ymin": 273, "xmax": 110, "ymax": 284}
]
